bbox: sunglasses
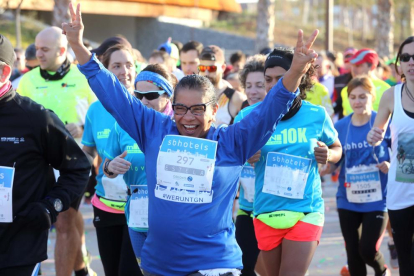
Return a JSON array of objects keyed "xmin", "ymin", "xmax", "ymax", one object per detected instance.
[
  {"xmin": 172, "ymin": 100, "xmax": 215, "ymax": 116},
  {"xmin": 134, "ymin": 90, "xmax": 165, "ymax": 101},
  {"xmin": 400, "ymin": 54, "xmax": 414, "ymax": 63},
  {"xmin": 198, "ymin": 65, "xmax": 218, "ymax": 73}
]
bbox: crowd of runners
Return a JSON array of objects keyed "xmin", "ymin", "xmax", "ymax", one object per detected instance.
[{"xmin": 0, "ymin": 2, "xmax": 413, "ymax": 276}]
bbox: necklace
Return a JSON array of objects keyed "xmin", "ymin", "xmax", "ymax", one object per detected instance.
[{"xmin": 405, "ymin": 83, "xmax": 414, "ymax": 102}]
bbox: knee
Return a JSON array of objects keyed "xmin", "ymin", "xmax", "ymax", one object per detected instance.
[
  {"xmin": 55, "ymin": 208, "xmax": 77, "ymax": 234},
  {"xmin": 359, "ymin": 244, "xmax": 377, "ymax": 263}
]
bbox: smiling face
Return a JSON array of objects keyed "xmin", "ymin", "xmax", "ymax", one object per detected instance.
[
  {"xmin": 348, "ymin": 86, "xmax": 373, "ymax": 115},
  {"xmin": 173, "ymin": 88, "xmax": 218, "ymax": 138},
  {"xmin": 108, "ymin": 49, "xmax": 135, "ymax": 92},
  {"xmin": 245, "ymin": 71, "xmax": 266, "ymax": 105},
  {"xmin": 135, "ymin": 81, "xmax": 169, "ymax": 112},
  {"xmin": 400, "ymin": 42, "xmax": 414, "ymax": 82}
]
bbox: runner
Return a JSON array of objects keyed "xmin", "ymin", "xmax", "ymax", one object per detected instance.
[
  {"xmin": 81, "ymin": 44, "xmax": 141, "ymax": 276},
  {"xmin": 16, "ymin": 26, "xmax": 96, "ymax": 276},
  {"xmin": 244, "ymin": 48, "xmax": 342, "ymax": 276},
  {"xmin": 321, "ymin": 76, "xmax": 391, "ymax": 276},
  {"xmin": 368, "ymin": 36, "xmax": 414, "ymax": 276},
  {"xmin": 62, "ymin": 4, "xmax": 319, "ymax": 275},
  {"xmin": 199, "ymin": 45, "xmax": 246, "ymax": 126},
  {"xmin": 229, "ymin": 51, "xmax": 246, "ymax": 73},
  {"xmin": 103, "ymin": 63, "xmax": 175, "ymax": 266},
  {"xmin": 180, "ymin": 41, "xmax": 203, "ymax": 76},
  {"xmin": 0, "ymin": 34, "xmax": 90, "ymax": 276},
  {"xmin": 234, "ymin": 54, "xmax": 267, "ymax": 276},
  {"xmin": 341, "ymin": 49, "xmax": 390, "ymax": 116}
]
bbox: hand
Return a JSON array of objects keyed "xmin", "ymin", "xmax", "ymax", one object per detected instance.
[
  {"xmin": 367, "ymin": 127, "xmax": 384, "ymax": 146},
  {"xmin": 62, "ymin": 2, "xmax": 84, "ymax": 48},
  {"xmin": 14, "ymin": 202, "xmax": 55, "ymax": 231},
  {"xmin": 376, "ymin": 161, "xmax": 390, "ymax": 174},
  {"xmin": 319, "ymin": 163, "xmax": 331, "ymax": 176},
  {"xmin": 66, "ymin": 123, "xmax": 82, "ymax": 138},
  {"xmin": 108, "ymin": 151, "xmax": 131, "ymax": 175},
  {"xmin": 248, "ymin": 150, "xmax": 261, "ymax": 167},
  {"xmin": 314, "ymin": 141, "xmax": 329, "ymax": 164},
  {"xmin": 290, "ymin": 29, "xmax": 319, "ymax": 76}
]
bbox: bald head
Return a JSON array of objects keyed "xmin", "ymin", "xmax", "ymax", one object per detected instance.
[{"xmin": 35, "ymin": 27, "xmax": 68, "ymax": 71}]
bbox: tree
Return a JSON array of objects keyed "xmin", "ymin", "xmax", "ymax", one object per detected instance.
[
  {"xmin": 255, "ymin": 0, "xmax": 275, "ymax": 53},
  {"xmin": 15, "ymin": 0, "xmax": 24, "ymax": 49},
  {"xmin": 52, "ymin": 0, "xmax": 71, "ymax": 27},
  {"xmin": 376, "ymin": 0, "xmax": 394, "ymax": 58}
]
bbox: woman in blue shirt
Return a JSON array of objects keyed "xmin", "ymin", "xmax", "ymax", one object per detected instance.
[
  {"xmin": 322, "ymin": 76, "xmax": 391, "ymax": 276},
  {"xmin": 103, "ymin": 64, "xmax": 175, "ymax": 265},
  {"xmin": 64, "ymin": 4, "xmax": 320, "ymax": 275}
]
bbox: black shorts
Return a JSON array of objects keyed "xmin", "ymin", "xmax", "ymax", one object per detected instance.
[{"xmin": 47, "ymin": 166, "xmax": 86, "ymax": 211}]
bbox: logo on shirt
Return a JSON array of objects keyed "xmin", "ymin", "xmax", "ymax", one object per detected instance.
[
  {"xmin": 266, "ymin": 128, "xmax": 308, "ymax": 145},
  {"xmin": 97, "ymin": 129, "xmax": 111, "ymax": 139},
  {"xmin": 61, "ymin": 83, "xmax": 76, "ymax": 88},
  {"xmin": 1, "ymin": 137, "xmax": 25, "ymax": 144},
  {"xmin": 126, "ymin": 143, "xmax": 142, "ymax": 154}
]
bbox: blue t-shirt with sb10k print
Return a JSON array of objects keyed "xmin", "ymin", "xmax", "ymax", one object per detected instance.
[
  {"xmin": 240, "ymin": 101, "xmax": 337, "ymax": 216},
  {"xmin": 82, "ymin": 101, "xmax": 116, "ymax": 197},
  {"xmin": 104, "ymin": 122, "xmax": 147, "ymax": 231},
  {"xmin": 334, "ymin": 112, "xmax": 390, "ymax": 212}
]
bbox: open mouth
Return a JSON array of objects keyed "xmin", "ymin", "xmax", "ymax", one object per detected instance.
[{"xmin": 182, "ymin": 124, "xmax": 198, "ymax": 135}]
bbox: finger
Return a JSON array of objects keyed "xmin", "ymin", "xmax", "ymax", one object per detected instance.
[
  {"xmin": 305, "ymin": 29, "xmax": 319, "ymax": 50},
  {"xmin": 119, "ymin": 151, "xmax": 128, "ymax": 159},
  {"xmin": 316, "ymin": 141, "xmax": 326, "ymax": 147},
  {"xmin": 295, "ymin": 29, "xmax": 304, "ymax": 51},
  {"xmin": 76, "ymin": 3, "xmax": 82, "ymax": 23},
  {"xmin": 69, "ymin": 2, "xmax": 76, "ymax": 23}
]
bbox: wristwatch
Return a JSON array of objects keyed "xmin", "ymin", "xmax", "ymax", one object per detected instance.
[
  {"xmin": 104, "ymin": 160, "xmax": 114, "ymax": 176},
  {"xmin": 47, "ymin": 198, "xmax": 63, "ymax": 212}
]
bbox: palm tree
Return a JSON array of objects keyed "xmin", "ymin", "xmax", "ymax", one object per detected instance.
[
  {"xmin": 255, "ymin": 0, "xmax": 275, "ymax": 53},
  {"xmin": 52, "ymin": 0, "xmax": 70, "ymax": 27}
]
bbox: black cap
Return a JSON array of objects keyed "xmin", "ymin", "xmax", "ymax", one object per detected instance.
[
  {"xmin": 91, "ymin": 36, "xmax": 132, "ymax": 56},
  {"xmin": 25, "ymin": 43, "xmax": 37, "ymax": 61},
  {"xmin": 200, "ymin": 47, "xmax": 216, "ymax": 61},
  {"xmin": 264, "ymin": 48, "xmax": 294, "ymax": 73},
  {"xmin": 0, "ymin": 35, "xmax": 15, "ymax": 66}
]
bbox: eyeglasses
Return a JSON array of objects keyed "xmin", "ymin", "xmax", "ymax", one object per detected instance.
[
  {"xmin": 134, "ymin": 90, "xmax": 165, "ymax": 101},
  {"xmin": 198, "ymin": 65, "xmax": 218, "ymax": 73},
  {"xmin": 400, "ymin": 54, "xmax": 414, "ymax": 63},
  {"xmin": 172, "ymin": 100, "xmax": 215, "ymax": 116}
]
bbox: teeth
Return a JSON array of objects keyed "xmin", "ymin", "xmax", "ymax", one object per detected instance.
[{"xmin": 184, "ymin": 125, "xmax": 196, "ymax": 129}]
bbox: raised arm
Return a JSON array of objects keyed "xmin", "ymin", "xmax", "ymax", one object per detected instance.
[{"xmin": 62, "ymin": 3, "xmax": 170, "ymax": 152}]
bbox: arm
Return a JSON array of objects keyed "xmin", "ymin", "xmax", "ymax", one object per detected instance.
[
  {"xmin": 82, "ymin": 145, "xmax": 96, "ymax": 165},
  {"xmin": 367, "ymin": 87, "xmax": 394, "ymax": 146}
]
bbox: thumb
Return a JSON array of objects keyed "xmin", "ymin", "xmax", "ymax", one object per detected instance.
[
  {"xmin": 119, "ymin": 151, "xmax": 128, "ymax": 159},
  {"xmin": 317, "ymin": 141, "xmax": 326, "ymax": 147}
]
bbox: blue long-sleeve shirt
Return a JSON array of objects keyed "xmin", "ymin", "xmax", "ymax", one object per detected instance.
[{"xmin": 78, "ymin": 54, "xmax": 299, "ymax": 275}]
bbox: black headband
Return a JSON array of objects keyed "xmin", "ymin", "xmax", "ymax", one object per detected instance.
[{"xmin": 264, "ymin": 49, "xmax": 293, "ymax": 72}]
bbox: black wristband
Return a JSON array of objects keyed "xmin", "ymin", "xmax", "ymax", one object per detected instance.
[{"xmin": 104, "ymin": 160, "xmax": 114, "ymax": 176}]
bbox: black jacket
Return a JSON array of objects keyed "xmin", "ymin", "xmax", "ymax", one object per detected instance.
[{"xmin": 0, "ymin": 88, "xmax": 90, "ymax": 268}]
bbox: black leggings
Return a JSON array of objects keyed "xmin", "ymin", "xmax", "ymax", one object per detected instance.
[
  {"xmin": 338, "ymin": 209, "xmax": 388, "ymax": 276},
  {"xmin": 93, "ymin": 206, "xmax": 142, "ymax": 276},
  {"xmin": 235, "ymin": 211, "xmax": 260, "ymax": 276},
  {"xmin": 389, "ymin": 205, "xmax": 414, "ymax": 276},
  {"xmin": 0, "ymin": 264, "xmax": 38, "ymax": 276}
]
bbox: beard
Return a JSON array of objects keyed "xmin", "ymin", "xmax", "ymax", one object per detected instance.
[{"xmin": 205, "ymin": 75, "xmax": 220, "ymax": 87}]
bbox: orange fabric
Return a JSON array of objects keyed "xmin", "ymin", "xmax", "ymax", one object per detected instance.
[
  {"xmin": 107, "ymin": 0, "xmax": 242, "ymax": 12},
  {"xmin": 253, "ymin": 218, "xmax": 323, "ymax": 251}
]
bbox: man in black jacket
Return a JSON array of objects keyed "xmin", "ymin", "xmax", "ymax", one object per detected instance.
[{"xmin": 0, "ymin": 35, "xmax": 90, "ymax": 276}]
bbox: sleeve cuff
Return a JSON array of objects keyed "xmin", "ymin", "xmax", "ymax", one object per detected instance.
[
  {"xmin": 274, "ymin": 78, "xmax": 300, "ymax": 98},
  {"xmin": 77, "ymin": 53, "xmax": 105, "ymax": 79}
]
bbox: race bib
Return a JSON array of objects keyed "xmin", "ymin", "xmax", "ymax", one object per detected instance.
[
  {"xmin": 0, "ymin": 166, "xmax": 15, "ymax": 223},
  {"xmin": 263, "ymin": 152, "xmax": 311, "ymax": 199},
  {"xmin": 128, "ymin": 185, "xmax": 148, "ymax": 228},
  {"xmin": 102, "ymin": 175, "xmax": 128, "ymax": 201},
  {"xmin": 240, "ymin": 165, "xmax": 255, "ymax": 203},
  {"xmin": 155, "ymin": 135, "xmax": 217, "ymax": 204},
  {"xmin": 345, "ymin": 164, "xmax": 382, "ymax": 203}
]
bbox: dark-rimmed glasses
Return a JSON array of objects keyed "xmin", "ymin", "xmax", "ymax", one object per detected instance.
[
  {"xmin": 172, "ymin": 100, "xmax": 215, "ymax": 116},
  {"xmin": 134, "ymin": 90, "xmax": 165, "ymax": 101},
  {"xmin": 400, "ymin": 54, "xmax": 414, "ymax": 63},
  {"xmin": 198, "ymin": 65, "xmax": 218, "ymax": 73}
]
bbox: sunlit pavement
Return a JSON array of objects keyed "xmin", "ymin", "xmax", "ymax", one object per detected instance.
[{"xmin": 41, "ymin": 180, "xmax": 400, "ymax": 276}]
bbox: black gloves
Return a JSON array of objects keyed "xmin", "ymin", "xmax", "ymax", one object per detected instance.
[{"xmin": 14, "ymin": 201, "xmax": 57, "ymax": 231}]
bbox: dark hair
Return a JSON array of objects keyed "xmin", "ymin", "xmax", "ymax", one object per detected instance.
[
  {"xmin": 181, "ymin": 41, "xmax": 204, "ymax": 55},
  {"xmin": 395, "ymin": 36, "xmax": 414, "ymax": 80},
  {"xmin": 230, "ymin": 51, "xmax": 246, "ymax": 65},
  {"xmin": 173, "ymin": 75, "xmax": 216, "ymax": 105},
  {"xmin": 149, "ymin": 50, "xmax": 170, "ymax": 64},
  {"xmin": 141, "ymin": 63, "xmax": 177, "ymax": 89},
  {"xmin": 101, "ymin": 44, "xmax": 134, "ymax": 69},
  {"xmin": 239, "ymin": 54, "xmax": 266, "ymax": 89}
]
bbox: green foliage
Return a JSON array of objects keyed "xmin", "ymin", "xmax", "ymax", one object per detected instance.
[{"xmin": 0, "ymin": 18, "xmax": 43, "ymax": 48}]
